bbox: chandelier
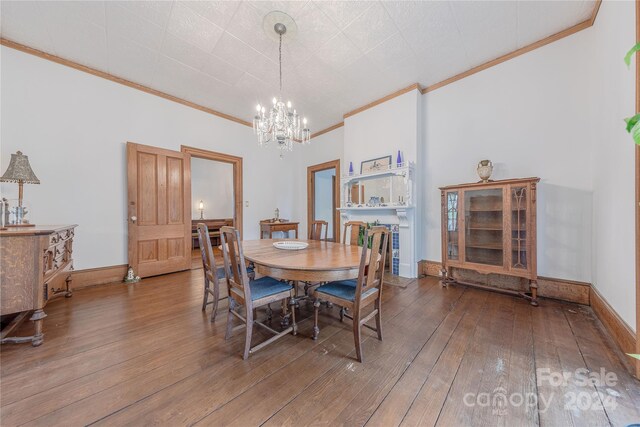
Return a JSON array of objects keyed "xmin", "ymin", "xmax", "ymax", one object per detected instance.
[{"xmin": 253, "ymin": 21, "xmax": 310, "ymax": 157}]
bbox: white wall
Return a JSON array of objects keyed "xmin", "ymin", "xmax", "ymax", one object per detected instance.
[
  {"xmin": 344, "ymin": 90, "xmax": 420, "ymax": 169},
  {"xmin": 590, "ymin": 0, "xmax": 636, "ymax": 330},
  {"xmin": 191, "ymin": 157, "xmax": 233, "ymax": 220},
  {"xmin": 422, "ymin": 28, "xmax": 596, "ymax": 283},
  {"xmin": 0, "ymin": 46, "xmax": 295, "ymax": 270},
  {"xmin": 291, "ymin": 127, "xmax": 344, "ymax": 239}
]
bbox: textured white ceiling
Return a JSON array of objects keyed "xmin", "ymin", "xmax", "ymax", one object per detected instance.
[{"xmin": 1, "ymin": 1, "xmax": 596, "ymax": 132}]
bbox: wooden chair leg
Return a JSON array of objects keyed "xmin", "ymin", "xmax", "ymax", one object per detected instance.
[
  {"xmin": 225, "ymin": 299, "xmax": 235, "ymax": 340},
  {"xmin": 210, "ymin": 280, "xmax": 220, "ymax": 323},
  {"xmin": 290, "ymin": 298, "xmax": 297, "ymax": 336},
  {"xmin": 202, "ymin": 277, "xmax": 210, "ymax": 311},
  {"xmin": 243, "ymin": 307, "xmax": 254, "ymax": 360},
  {"xmin": 375, "ymin": 299, "xmax": 383, "ymax": 341},
  {"xmin": 312, "ymin": 298, "xmax": 320, "ymax": 340},
  {"xmin": 353, "ymin": 313, "xmax": 363, "ymax": 362}
]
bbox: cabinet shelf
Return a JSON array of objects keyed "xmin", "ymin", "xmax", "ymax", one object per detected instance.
[{"xmin": 466, "ymin": 243, "xmax": 504, "ymax": 250}]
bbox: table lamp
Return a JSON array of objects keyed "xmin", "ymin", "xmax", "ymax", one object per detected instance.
[
  {"xmin": 199, "ymin": 200, "xmax": 204, "ymax": 220},
  {"xmin": 0, "ymin": 151, "xmax": 40, "ymax": 227}
]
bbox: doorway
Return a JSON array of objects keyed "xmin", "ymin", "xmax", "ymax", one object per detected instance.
[
  {"xmin": 181, "ymin": 146, "xmax": 243, "ymax": 269},
  {"xmin": 307, "ymin": 159, "xmax": 340, "ymax": 242}
]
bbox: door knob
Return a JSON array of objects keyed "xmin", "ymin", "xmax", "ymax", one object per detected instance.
[{"xmin": 131, "ymin": 216, "xmax": 137, "ymax": 223}]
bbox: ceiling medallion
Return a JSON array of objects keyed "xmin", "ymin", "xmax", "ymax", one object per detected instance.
[{"xmin": 253, "ymin": 12, "xmax": 310, "ymax": 158}]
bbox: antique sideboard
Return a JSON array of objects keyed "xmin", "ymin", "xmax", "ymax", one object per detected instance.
[{"xmin": 0, "ymin": 224, "xmax": 77, "ymax": 346}]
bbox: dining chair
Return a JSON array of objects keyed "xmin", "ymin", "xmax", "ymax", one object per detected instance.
[
  {"xmin": 343, "ymin": 221, "xmax": 366, "ymax": 246},
  {"xmin": 309, "ymin": 220, "xmax": 328, "ymax": 241},
  {"xmin": 219, "ymin": 226, "xmax": 296, "ymax": 359},
  {"xmin": 197, "ymin": 223, "xmax": 224, "ymax": 322},
  {"xmin": 312, "ymin": 226, "xmax": 389, "ymax": 362}
]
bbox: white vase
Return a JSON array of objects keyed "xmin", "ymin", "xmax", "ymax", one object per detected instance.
[{"xmin": 477, "ymin": 160, "xmax": 493, "ymax": 182}]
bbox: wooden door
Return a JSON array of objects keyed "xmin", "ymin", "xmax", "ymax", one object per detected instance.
[{"xmin": 127, "ymin": 142, "xmax": 191, "ymax": 278}]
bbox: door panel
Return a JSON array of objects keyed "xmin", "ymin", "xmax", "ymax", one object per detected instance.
[
  {"xmin": 128, "ymin": 142, "xmax": 191, "ymax": 278},
  {"xmin": 166, "ymin": 156, "xmax": 184, "ymax": 224},
  {"xmin": 137, "ymin": 152, "xmax": 158, "ymax": 226}
]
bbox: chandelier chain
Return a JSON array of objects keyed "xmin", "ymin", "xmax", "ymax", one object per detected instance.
[{"xmin": 278, "ymin": 33, "xmax": 283, "ymax": 94}]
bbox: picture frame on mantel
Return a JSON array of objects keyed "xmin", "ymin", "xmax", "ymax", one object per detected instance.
[{"xmin": 360, "ymin": 155, "xmax": 392, "ymax": 174}]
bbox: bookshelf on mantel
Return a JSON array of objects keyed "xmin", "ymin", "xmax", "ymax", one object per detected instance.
[{"xmin": 340, "ymin": 162, "xmax": 415, "ymax": 211}]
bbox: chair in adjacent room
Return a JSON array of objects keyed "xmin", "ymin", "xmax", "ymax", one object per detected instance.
[
  {"xmin": 312, "ymin": 226, "xmax": 389, "ymax": 362},
  {"xmin": 343, "ymin": 221, "xmax": 366, "ymax": 246},
  {"xmin": 309, "ymin": 220, "xmax": 328, "ymax": 241},
  {"xmin": 197, "ymin": 223, "xmax": 225, "ymax": 322},
  {"xmin": 219, "ymin": 226, "xmax": 296, "ymax": 359}
]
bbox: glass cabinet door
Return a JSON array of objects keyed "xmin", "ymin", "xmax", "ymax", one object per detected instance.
[
  {"xmin": 446, "ymin": 191, "xmax": 459, "ymax": 260},
  {"xmin": 511, "ymin": 186, "xmax": 528, "ymax": 270},
  {"xmin": 464, "ymin": 189, "xmax": 504, "ymax": 266}
]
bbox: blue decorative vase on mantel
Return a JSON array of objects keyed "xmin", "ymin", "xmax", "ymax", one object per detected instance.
[
  {"xmin": 396, "ymin": 150, "xmax": 403, "ymax": 167},
  {"xmin": 349, "ymin": 161, "xmax": 354, "ymax": 175}
]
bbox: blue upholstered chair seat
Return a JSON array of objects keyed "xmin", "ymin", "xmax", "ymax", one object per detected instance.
[
  {"xmin": 216, "ymin": 265, "xmax": 255, "ymax": 280},
  {"xmin": 338, "ymin": 279, "xmax": 357, "ymax": 287},
  {"xmin": 316, "ymin": 280, "xmax": 377, "ymax": 301},
  {"xmin": 249, "ymin": 276, "xmax": 292, "ymax": 300}
]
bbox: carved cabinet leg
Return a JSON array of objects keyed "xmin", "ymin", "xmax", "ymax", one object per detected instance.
[
  {"xmin": 530, "ymin": 280, "xmax": 539, "ymax": 306},
  {"xmin": 30, "ymin": 309, "xmax": 47, "ymax": 347},
  {"xmin": 65, "ymin": 274, "xmax": 73, "ymax": 298},
  {"xmin": 441, "ymin": 266, "xmax": 456, "ymax": 287}
]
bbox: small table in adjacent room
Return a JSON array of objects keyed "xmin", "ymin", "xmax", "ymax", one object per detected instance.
[
  {"xmin": 259, "ymin": 220, "xmax": 299, "ymax": 239},
  {"xmin": 192, "ymin": 218, "xmax": 233, "ymax": 249}
]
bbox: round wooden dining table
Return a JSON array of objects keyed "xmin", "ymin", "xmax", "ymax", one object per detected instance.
[{"xmin": 241, "ymin": 239, "xmax": 364, "ymax": 282}]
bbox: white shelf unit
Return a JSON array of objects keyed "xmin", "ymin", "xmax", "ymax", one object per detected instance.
[{"xmin": 340, "ymin": 162, "xmax": 415, "ymax": 210}]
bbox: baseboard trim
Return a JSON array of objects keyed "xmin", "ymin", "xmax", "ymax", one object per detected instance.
[
  {"xmin": 418, "ymin": 260, "xmax": 589, "ymax": 305},
  {"xmin": 72, "ymin": 264, "xmax": 127, "ymax": 289},
  {"xmin": 590, "ymin": 286, "xmax": 636, "ymax": 355}
]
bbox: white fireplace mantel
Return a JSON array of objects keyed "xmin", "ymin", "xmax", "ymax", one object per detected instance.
[{"xmin": 338, "ymin": 206, "xmax": 416, "ymax": 278}]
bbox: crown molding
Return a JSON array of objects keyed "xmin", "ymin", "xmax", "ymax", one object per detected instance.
[
  {"xmin": 0, "ymin": 38, "xmax": 253, "ymax": 128},
  {"xmin": 343, "ymin": 83, "xmax": 421, "ymax": 119},
  {"xmin": 1, "ymin": 0, "xmax": 602, "ymax": 141},
  {"xmin": 311, "ymin": 121, "xmax": 344, "ymax": 139},
  {"xmin": 421, "ymin": 0, "xmax": 602, "ymax": 94}
]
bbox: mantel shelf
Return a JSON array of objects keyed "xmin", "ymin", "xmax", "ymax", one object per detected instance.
[
  {"xmin": 341, "ymin": 162, "xmax": 414, "ymax": 183},
  {"xmin": 337, "ymin": 206, "xmax": 414, "ymax": 211}
]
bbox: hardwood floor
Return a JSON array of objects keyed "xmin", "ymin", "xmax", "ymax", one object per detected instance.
[{"xmin": 1, "ymin": 270, "xmax": 639, "ymax": 426}]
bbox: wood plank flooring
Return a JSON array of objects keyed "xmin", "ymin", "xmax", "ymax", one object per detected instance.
[{"xmin": 1, "ymin": 269, "xmax": 639, "ymax": 426}]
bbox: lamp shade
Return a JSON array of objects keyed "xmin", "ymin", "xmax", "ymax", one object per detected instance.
[{"xmin": 1, "ymin": 151, "xmax": 40, "ymax": 184}]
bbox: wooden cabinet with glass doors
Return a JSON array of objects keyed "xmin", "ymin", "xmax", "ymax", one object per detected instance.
[{"xmin": 440, "ymin": 178, "xmax": 540, "ymax": 305}]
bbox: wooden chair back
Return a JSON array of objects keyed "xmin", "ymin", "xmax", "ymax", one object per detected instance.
[
  {"xmin": 354, "ymin": 226, "xmax": 389, "ymax": 306},
  {"xmin": 309, "ymin": 220, "xmax": 328, "ymax": 241},
  {"xmin": 197, "ymin": 223, "xmax": 219, "ymax": 286},
  {"xmin": 219, "ymin": 226, "xmax": 251, "ymax": 303},
  {"xmin": 342, "ymin": 221, "xmax": 366, "ymax": 246}
]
